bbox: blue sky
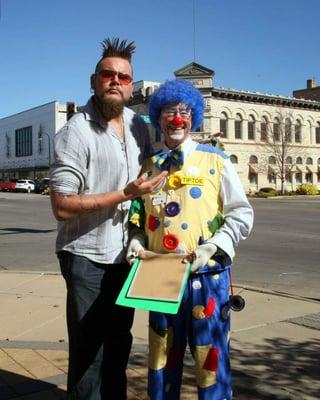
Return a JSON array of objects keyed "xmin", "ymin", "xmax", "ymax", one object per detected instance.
[{"xmin": 1, "ymin": 0, "xmax": 319, "ymax": 117}]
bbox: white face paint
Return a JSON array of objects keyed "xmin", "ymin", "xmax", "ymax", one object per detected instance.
[
  {"xmin": 168, "ymin": 130, "xmax": 185, "ymax": 141},
  {"xmin": 159, "ymin": 102, "xmax": 192, "ymax": 149}
]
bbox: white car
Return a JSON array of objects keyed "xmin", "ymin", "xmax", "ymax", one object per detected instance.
[{"xmin": 15, "ymin": 179, "xmax": 35, "ymax": 193}]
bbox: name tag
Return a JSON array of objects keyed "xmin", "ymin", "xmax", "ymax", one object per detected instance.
[
  {"xmin": 152, "ymin": 192, "xmax": 167, "ymax": 205},
  {"xmin": 180, "ymin": 176, "xmax": 204, "ymax": 186}
]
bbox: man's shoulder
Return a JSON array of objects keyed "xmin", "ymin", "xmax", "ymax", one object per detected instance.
[{"xmin": 124, "ymin": 107, "xmax": 148, "ymax": 127}]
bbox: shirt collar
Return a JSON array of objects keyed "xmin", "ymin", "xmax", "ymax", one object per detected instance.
[{"xmin": 163, "ymin": 136, "xmax": 196, "ymax": 158}]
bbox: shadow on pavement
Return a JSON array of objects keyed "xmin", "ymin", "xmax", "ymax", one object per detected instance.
[
  {"xmin": 232, "ymin": 336, "xmax": 320, "ymax": 399},
  {"xmin": 0, "ymin": 369, "xmax": 66, "ymax": 399},
  {"xmin": 0, "ymin": 228, "xmax": 56, "ymax": 235}
]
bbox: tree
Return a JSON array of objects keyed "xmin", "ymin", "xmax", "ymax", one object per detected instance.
[{"xmin": 258, "ymin": 109, "xmax": 308, "ymax": 195}]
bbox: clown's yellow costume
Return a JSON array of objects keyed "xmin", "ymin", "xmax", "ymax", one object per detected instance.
[{"xmin": 127, "ymin": 80, "xmax": 253, "ymax": 400}]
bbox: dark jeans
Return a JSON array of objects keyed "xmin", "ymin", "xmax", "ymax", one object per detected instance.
[{"xmin": 58, "ymin": 251, "xmax": 134, "ymax": 400}]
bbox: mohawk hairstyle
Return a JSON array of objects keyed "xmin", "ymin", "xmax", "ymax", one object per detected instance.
[
  {"xmin": 95, "ymin": 37, "xmax": 135, "ymax": 72},
  {"xmin": 102, "ymin": 37, "xmax": 135, "ymax": 60}
]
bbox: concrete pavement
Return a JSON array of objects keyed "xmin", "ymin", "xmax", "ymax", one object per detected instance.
[{"xmin": 0, "ymin": 271, "xmax": 320, "ymax": 399}]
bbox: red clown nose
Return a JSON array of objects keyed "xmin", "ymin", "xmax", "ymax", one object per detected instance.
[{"xmin": 171, "ymin": 115, "xmax": 184, "ymax": 126}]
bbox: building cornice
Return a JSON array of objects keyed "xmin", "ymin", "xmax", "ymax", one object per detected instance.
[{"xmin": 211, "ymin": 88, "xmax": 320, "ymax": 111}]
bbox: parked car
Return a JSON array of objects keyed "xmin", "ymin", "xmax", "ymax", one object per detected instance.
[
  {"xmin": 0, "ymin": 179, "xmax": 17, "ymax": 192},
  {"xmin": 34, "ymin": 178, "xmax": 50, "ymax": 194},
  {"xmin": 15, "ymin": 179, "xmax": 35, "ymax": 193}
]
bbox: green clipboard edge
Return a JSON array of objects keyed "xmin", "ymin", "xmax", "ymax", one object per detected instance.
[{"xmin": 116, "ymin": 258, "xmax": 192, "ymax": 314}]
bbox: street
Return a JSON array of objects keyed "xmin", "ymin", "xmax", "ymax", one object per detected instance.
[{"xmin": 0, "ymin": 192, "xmax": 319, "ymax": 299}]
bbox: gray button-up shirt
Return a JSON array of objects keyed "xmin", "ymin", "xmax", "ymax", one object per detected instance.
[{"xmin": 50, "ymin": 97, "xmax": 153, "ymax": 264}]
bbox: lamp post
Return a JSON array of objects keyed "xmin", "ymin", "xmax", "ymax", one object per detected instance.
[{"xmin": 39, "ymin": 131, "xmax": 51, "ymax": 169}]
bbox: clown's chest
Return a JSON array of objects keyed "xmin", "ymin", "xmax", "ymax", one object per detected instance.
[{"xmin": 142, "ymin": 151, "xmax": 224, "ymax": 253}]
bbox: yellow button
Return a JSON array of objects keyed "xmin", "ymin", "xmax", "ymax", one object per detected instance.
[
  {"xmin": 207, "ymin": 259, "xmax": 216, "ymax": 267},
  {"xmin": 168, "ymin": 175, "xmax": 181, "ymax": 189}
]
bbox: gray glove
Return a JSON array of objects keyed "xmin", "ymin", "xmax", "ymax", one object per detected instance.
[
  {"xmin": 191, "ymin": 243, "xmax": 217, "ymax": 272},
  {"xmin": 126, "ymin": 233, "xmax": 146, "ymax": 265}
]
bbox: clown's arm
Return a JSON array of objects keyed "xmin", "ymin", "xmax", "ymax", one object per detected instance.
[
  {"xmin": 126, "ymin": 198, "xmax": 147, "ymax": 265},
  {"xmin": 205, "ymin": 157, "xmax": 254, "ymax": 260}
]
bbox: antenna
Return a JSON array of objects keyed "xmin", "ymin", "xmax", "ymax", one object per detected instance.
[{"xmin": 193, "ymin": 0, "xmax": 196, "ymax": 61}]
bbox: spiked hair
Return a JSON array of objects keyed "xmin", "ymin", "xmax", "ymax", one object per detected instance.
[{"xmin": 95, "ymin": 37, "xmax": 136, "ymax": 72}]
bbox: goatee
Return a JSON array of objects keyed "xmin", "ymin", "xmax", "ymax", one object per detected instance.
[{"xmin": 93, "ymin": 94, "xmax": 125, "ymax": 120}]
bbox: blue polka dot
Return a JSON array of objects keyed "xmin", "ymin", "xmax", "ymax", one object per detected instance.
[
  {"xmin": 189, "ymin": 187, "xmax": 202, "ymax": 199},
  {"xmin": 163, "ymin": 220, "xmax": 171, "ymax": 227},
  {"xmin": 181, "ymin": 223, "xmax": 188, "ymax": 230},
  {"xmin": 209, "ymin": 168, "xmax": 215, "ymax": 175}
]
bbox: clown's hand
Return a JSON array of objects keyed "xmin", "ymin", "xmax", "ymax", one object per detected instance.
[
  {"xmin": 183, "ymin": 243, "xmax": 217, "ymax": 273},
  {"xmin": 126, "ymin": 233, "xmax": 146, "ymax": 266}
]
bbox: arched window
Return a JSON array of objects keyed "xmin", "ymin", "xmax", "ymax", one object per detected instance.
[
  {"xmin": 295, "ymin": 119, "xmax": 302, "ymax": 143},
  {"xmin": 248, "ymin": 114, "xmax": 255, "ymax": 140},
  {"xmin": 296, "ymin": 172, "xmax": 302, "ymax": 184},
  {"xmin": 230, "ymin": 155, "xmax": 238, "ymax": 164},
  {"xmin": 220, "ymin": 112, "xmax": 228, "ymax": 138},
  {"xmin": 268, "ymin": 156, "xmax": 276, "ymax": 164},
  {"xmin": 234, "ymin": 113, "xmax": 243, "ymax": 139},
  {"xmin": 285, "ymin": 118, "xmax": 292, "ymax": 142},
  {"xmin": 296, "ymin": 157, "xmax": 303, "ymax": 165},
  {"xmin": 306, "ymin": 157, "xmax": 313, "ymax": 165},
  {"xmin": 249, "ymin": 155, "xmax": 258, "ymax": 164},
  {"xmin": 260, "ymin": 116, "xmax": 268, "ymax": 141},
  {"xmin": 316, "ymin": 122, "xmax": 320, "ymax": 144},
  {"xmin": 285, "ymin": 156, "xmax": 292, "ymax": 164},
  {"xmin": 273, "ymin": 117, "xmax": 280, "ymax": 141}
]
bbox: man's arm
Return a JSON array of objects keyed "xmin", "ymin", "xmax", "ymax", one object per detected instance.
[{"xmin": 50, "ymin": 171, "xmax": 167, "ymax": 221}]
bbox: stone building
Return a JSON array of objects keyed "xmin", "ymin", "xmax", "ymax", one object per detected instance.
[{"xmin": 129, "ymin": 63, "xmax": 320, "ymax": 193}]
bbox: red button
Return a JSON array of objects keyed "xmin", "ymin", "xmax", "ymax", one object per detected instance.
[{"xmin": 163, "ymin": 233, "xmax": 179, "ymax": 250}]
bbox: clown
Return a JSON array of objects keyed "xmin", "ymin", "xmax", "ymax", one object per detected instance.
[{"xmin": 127, "ymin": 79, "xmax": 254, "ymax": 400}]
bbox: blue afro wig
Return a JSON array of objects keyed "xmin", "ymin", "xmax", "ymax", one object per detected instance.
[{"xmin": 149, "ymin": 79, "xmax": 205, "ymax": 131}]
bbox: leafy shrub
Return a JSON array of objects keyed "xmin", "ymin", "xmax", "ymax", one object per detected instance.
[
  {"xmin": 254, "ymin": 191, "xmax": 269, "ymax": 198},
  {"xmin": 259, "ymin": 187, "xmax": 276, "ymax": 193},
  {"xmin": 257, "ymin": 187, "xmax": 278, "ymax": 197},
  {"xmin": 296, "ymin": 183, "xmax": 318, "ymax": 195}
]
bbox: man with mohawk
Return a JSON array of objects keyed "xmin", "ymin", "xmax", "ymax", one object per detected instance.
[{"xmin": 50, "ymin": 37, "xmax": 167, "ymax": 399}]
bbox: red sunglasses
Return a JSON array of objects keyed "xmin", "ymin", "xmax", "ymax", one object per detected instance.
[{"xmin": 97, "ymin": 69, "xmax": 133, "ymax": 85}]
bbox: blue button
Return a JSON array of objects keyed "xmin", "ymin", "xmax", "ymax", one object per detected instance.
[
  {"xmin": 165, "ymin": 201, "xmax": 180, "ymax": 217},
  {"xmin": 189, "ymin": 187, "xmax": 202, "ymax": 199}
]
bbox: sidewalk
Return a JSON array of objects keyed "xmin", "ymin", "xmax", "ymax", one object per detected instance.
[{"xmin": 0, "ymin": 271, "xmax": 319, "ymax": 400}]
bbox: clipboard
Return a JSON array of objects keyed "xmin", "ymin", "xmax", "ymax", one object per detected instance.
[{"xmin": 116, "ymin": 252, "xmax": 192, "ymax": 314}]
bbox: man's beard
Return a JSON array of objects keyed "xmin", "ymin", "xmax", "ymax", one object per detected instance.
[{"xmin": 94, "ymin": 92, "xmax": 125, "ymax": 120}]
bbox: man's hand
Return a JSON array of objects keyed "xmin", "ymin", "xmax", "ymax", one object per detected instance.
[
  {"xmin": 183, "ymin": 243, "xmax": 218, "ymax": 273},
  {"xmin": 126, "ymin": 234, "xmax": 146, "ymax": 265},
  {"xmin": 124, "ymin": 171, "xmax": 168, "ymax": 198}
]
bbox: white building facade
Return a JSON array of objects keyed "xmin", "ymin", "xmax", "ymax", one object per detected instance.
[{"xmin": 0, "ymin": 102, "xmax": 67, "ymax": 180}]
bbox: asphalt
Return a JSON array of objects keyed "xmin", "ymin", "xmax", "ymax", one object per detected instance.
[{"xmin": 0, "ymin": 271, "xmax": 320, "ymax": 400}]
